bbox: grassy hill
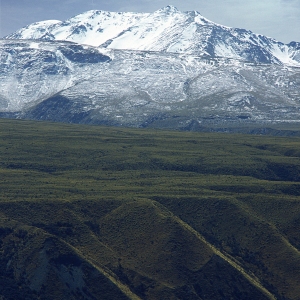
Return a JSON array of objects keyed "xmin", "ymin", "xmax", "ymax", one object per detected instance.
[{"xmin": 0, "ymin": 118, "xmax": 300, "ymax": 299}]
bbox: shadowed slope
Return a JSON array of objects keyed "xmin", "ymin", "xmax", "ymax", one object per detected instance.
[
  {"xmin": 0, "ymin": 216, "xmax": 132, "ymax": 300},
  {"xmin": 0, "ymin": 200, "xmax": 271, "ymax": 300}
]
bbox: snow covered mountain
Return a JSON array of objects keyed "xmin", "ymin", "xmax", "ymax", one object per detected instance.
[
  {"xmin": 1, "ymin": 6, "xmax": 300, "ymax": 131},
  {"xmin": 5, "ymin": 6, "xmax": 300, "ymax": 66},
  {"xmin": 1, "ymin": 39, "xmax": 300, "ymax": 131}
]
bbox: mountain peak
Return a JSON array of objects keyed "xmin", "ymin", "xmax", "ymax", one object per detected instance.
[
  {"xmin": 189, "ymin": 10, "xmax": 203, "ymax": 16},
  {"xmin": 157, "ymin": 5, "xmax": 179, "ymax": 13},
  {"xmin": 4, "ymin": 6, "xmax": 300, "ymax": 66}
]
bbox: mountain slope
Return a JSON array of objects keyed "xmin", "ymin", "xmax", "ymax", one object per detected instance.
[
  {"xmin": 1, "ymin": 39, "xmax": 300, "ymax": 129},
  {"xmin": 4, "ymin": 6, "xmax": 300, "ymax": 66}
]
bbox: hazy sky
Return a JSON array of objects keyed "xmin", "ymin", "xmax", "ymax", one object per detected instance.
[{"xmin": 1, "ymin": 0, "xmax": 300, "ymax": 43}]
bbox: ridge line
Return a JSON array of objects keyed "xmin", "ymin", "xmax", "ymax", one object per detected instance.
[
  {"xmin": 54, "ymin": 236, "xmax": 142, "ymax": 300},
  {"xmin": 151, "ymin": 201, "xmax": 277, "ymax": 300}
]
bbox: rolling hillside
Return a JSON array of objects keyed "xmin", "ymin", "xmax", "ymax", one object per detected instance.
[{"xmin": 0, "ymin": 119, "xmax": 300, "ymax": 299}]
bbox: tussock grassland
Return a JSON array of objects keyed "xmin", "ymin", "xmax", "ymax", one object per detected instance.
[{"xmin": 0, "ymin": 118, "xmax": 300, "ymax": 299}]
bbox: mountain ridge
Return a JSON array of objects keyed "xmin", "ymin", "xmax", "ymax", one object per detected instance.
[{"xmin": 4, "ymin": 6, "xmax": 300, "ymax": 66}]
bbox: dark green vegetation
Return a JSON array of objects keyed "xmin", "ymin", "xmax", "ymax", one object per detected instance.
[{"xmin": 0, "ymin": 118, "xmax": 300, "ymax": 299}]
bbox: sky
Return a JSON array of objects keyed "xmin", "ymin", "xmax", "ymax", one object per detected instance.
[{"xmin": 0, "ymin": 0, "xmax": 300, "ymax": 43}]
